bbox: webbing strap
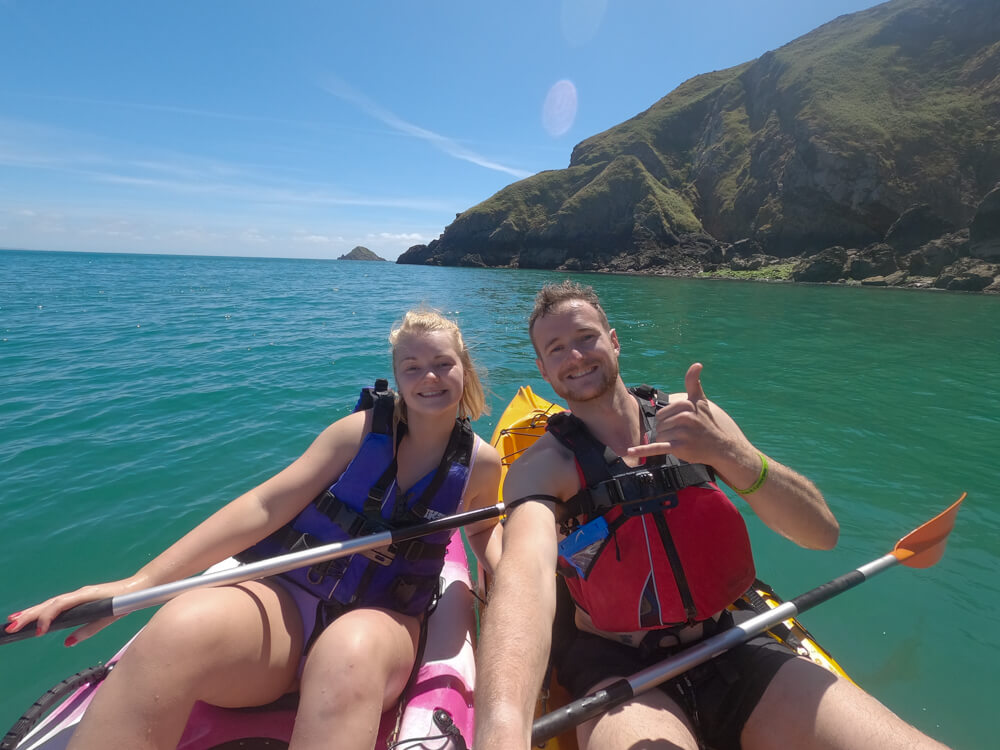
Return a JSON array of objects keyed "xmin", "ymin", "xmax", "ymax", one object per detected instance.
[
  {"xmin": 393, "ymin": 419, "xmax": 475, "ymax": 523},
  {"xmin": 546, "ymin": 387, "xmax": 713, "ymax": 524}
]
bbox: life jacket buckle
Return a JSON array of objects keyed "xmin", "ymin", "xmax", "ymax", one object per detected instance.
[
  {"xmin": 305, "ymin": 557, "xmax": 348, "ymax": 584},
  {"xmin": 607, "ymin": 478, "xmax": 626, "ymax": 505},
  {"xmin": 290, "ymin": 532, "xmax": 316, "ymax": 553},
  {"xmin": 361, "ymin": 545, "xmax": 396, "ymax": 566},
  {"xmin": 659, "ymin": 464, "xmax": 683, "ymax": 490},
  {"xmin": 314, "ymin": 490, "xmax": 337, "ymax": 515}
]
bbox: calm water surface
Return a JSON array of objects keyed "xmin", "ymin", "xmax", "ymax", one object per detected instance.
[{"xmin": 1, "ymin": 249, "xmax": 997, "ymax": 748}]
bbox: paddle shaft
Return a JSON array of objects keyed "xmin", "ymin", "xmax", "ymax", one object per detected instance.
[
  {"xmin": 531, "ymin": 553, "xmax": 899, "ymax": 743},
  {"xmin": 1, "ymin": 502, "xmax": 505, "ymax": 645}
]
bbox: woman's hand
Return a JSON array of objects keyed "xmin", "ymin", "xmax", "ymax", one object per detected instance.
[{"xmin": 6, "ymin": 576, "xmax": 145, "ymax": 646}]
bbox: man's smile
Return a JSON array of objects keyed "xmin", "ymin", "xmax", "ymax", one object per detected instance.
[{"xmin": 565, "ymin": 364, "xmax": 598, "ymax": 380}]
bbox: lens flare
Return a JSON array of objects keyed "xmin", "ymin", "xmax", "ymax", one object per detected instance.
[{"xmin": 542, "ymin": 80, "xmax": 578, "ymax": 137}]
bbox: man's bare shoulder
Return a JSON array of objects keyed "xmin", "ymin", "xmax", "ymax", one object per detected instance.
[
  {"xmin": 515, "ymin": 431, "xmax": 575, "ymax": 466},
  {"xmin": 504, "ymin": 431, "xmax": 579, "ymax": 501}
]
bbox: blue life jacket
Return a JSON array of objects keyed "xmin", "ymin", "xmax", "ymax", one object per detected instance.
[{"xmin": 237, "ymin": 379, "xmax": 476, "ymax": 615}]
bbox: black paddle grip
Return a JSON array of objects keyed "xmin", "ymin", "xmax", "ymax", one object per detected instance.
[
  {"xmin": 790, "ymin": 570, "xmax": 866, "ymax": 613},
  {"xmin": 0, "ymin": 599, "xmax": 115, "ymax": 645},
  {"xmin": 531, "ymin": 678, "xmax": 634, "ymax": 744}
]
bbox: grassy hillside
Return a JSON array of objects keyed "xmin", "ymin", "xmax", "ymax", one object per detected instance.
[{"xmin": 400, "ymin": 0, "xmax": 999, "ymax": 280}]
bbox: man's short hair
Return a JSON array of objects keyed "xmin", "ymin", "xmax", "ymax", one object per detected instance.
[{"xmin": 528, "ymin": 280, "xmax": 610, "ymax": 347}]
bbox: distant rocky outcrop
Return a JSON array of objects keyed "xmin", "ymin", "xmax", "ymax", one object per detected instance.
[
  {"xmin": 399, "ymin": 0, "xmax": 1000, "ymax": 292},
  {"xmin": 338, "ymin": 246, "xmax": 386, "ymax": 261}
]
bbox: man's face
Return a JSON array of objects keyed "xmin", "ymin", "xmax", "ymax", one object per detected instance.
[{"xmin": 532, "ymin": 300, "xmax": 620, "ymax": 403}]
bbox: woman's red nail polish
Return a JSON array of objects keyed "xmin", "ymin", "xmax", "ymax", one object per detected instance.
[
  {"xmin": 64, "ymin": 636, "xmax": 77, "ymax": 647},
  {"xmin": 4, "ymin": 622, "xmax": 16, "ymax": 633},
  {"xmin": 8, "ymin": 612, "xmax": 21, "ymax": 620}
]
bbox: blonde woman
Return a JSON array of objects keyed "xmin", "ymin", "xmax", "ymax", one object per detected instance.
[{"xmin": 8, "ymin": 309, "xmax": 502, "ymax": 750}]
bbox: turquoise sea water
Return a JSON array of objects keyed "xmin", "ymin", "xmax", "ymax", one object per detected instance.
[{"xmin": 1, "ymin": 248, "xmax": 998, "ymax": 748}]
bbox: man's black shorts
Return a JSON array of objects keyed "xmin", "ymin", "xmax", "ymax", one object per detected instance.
[{"xmin": 553, "ymin": 609, "xmax": 801, "ymax": 750}]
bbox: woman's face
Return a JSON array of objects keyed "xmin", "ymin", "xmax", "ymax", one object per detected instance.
[{"xmin": 393, "ymin": 329, "xmax": 465, "ymax": 419}]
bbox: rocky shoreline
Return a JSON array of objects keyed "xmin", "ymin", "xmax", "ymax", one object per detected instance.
[{"xmin": 399, "ymin": 193, "xmax": 1000, "ymax": 294}]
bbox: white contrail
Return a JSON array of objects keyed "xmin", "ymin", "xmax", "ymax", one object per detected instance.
[{"xmin": 321, "ymin": 76, "xmax": 533, "ymax": 180}]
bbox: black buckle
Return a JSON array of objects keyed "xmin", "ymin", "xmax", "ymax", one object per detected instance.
[
  {"xmin": 306, "ymin": 557, "xmax": 347, "ymax": 584},
  {"xmin": 361, "ymin": 545, "xmax": 395, "ymax": 566},
  {"xmin": 659, "ymin": 464, "xmax": 683, "ymax": 490},
  {"xmin": 314, "ymin": 490, "xmax": 338, "ymax": 515},
  {"xmin": 635, "ymin": 469, "xmax": 656, "ymax": 489},
  {"xmin": 606, "ymin": 478, "xmax": 625, "ymax": 506}
]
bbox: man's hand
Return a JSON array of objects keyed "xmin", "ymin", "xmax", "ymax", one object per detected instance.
[{"xmin": 626, "ymin": 362, "xmax": 734, "ymax": 464}]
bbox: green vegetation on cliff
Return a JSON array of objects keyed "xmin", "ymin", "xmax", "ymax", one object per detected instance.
[{"xmin": 399, "ymin": 0, "xmax": 999, "ymax": 286}]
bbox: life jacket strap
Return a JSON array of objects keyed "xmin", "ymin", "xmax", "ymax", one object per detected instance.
[
  {"xmin": 251, "ymin": 507, "xmax": 448, "ymax": 586},
  {"xmin": 560, "ymin": 461, "xmax": 714, "ymax": 524},
  {"xmin": 390, "ymin": 419, "xmax": 475, "ymax": 524},
  {"xmin": 362, "ymin": 382, "xmax": 403, "ymax": 520}
]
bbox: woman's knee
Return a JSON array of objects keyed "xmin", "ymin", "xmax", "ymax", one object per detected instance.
[{"xmin": 301, "ymin": 610, "xmax": 419, "ymax": 708}]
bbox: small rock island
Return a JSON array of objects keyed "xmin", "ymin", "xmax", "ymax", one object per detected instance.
[{"xmin": 338, "ymin": 246, "xmax": 387, "ymax": 261}]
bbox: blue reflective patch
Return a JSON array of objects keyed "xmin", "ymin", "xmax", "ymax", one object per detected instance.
[{"xmin": 558, "ymin": 515, "xmax": 610, "ymax": 578}]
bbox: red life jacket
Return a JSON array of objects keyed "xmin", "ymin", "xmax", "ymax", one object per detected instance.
[{"xmin": 549, "ymin": 386, "xmax": 755, "ymax": 632}]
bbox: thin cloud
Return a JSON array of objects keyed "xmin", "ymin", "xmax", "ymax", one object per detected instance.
[
  {"xmin": 4, "ymin": 91, "xmax": 336, "ymax": 132},
  {"xmin": 94, "ymin": 172, "xmax": 457, "ymax": 212},
  {"xmin": 0, "ymin": 118, "xmax": 461, "ymax": 214},
  {"xmin": 322, "ymin": 76, "xmax": 533, "ymax": 180}
]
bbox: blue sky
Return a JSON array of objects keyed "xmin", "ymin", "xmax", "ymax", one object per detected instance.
[{"xmin": 1, "ymin": 0, "xmax": 885, "ymax": 261}]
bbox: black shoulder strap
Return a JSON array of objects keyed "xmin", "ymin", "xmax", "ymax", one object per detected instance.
[
  {"xmin": 358, "ymin": 378, "xmax": 400, "ymax": 521},
  {"xmin": 546, "ymin": 411, "xmax": 619, "ymax": 488},
  {"xmin": 629, "ymin": 385, "xmax": 668, "ymax": 468},
  {"xmin": 396, "ymin": 418, "xmax": 475, "ymax": 523},
  {"xmin": 630, "ymin": 383, "xmax": 658, "ymax": 402},
  {"xmin": 359, "ymin": 378, "xmax": 395, "ymax": 436}
]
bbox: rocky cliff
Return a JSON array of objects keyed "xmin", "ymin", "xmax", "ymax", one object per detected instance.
[{"xmin": 399, "ymin": 0, "xmax": 1000, "ymax": 292}]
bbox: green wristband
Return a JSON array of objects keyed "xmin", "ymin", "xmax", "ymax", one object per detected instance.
[{"xmin": 734, "ymin": 453, "xmax": 768, "ymax": 495}]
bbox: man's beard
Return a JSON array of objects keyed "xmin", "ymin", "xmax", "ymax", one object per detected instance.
[{"xmin": 552, "ymin": 357, "xmax": 619, "ymax": 404}]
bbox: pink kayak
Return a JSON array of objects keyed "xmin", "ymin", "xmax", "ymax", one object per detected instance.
[{"xmin": 4, "ymin": 534, "xmax": 477, "ymax": 750}]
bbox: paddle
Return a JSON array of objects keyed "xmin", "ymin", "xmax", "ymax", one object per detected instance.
[
  {"xmin": 531, "ymin": 494, "xmax": 965, "ymax": 744},
  {"xmin": 1, "ymin": 502, "xmax": 506, "ymax": 645}
]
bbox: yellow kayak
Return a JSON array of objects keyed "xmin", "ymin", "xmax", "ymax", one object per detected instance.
[{"xmin": 489, "ymin": 386, "xmax": 851, "ymax": 748}]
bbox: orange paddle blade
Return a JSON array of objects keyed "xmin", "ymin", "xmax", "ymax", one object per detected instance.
[{"xmin": 891, "ymin": 493, "xmax": 966, "ymax": 568}]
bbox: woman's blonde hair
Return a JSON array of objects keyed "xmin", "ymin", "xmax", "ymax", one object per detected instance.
[{"xmin": 389, "ymin": 309, "xmax": 488, "ymax": 422}]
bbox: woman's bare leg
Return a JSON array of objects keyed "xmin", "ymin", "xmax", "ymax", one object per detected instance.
[
  {"xmin": 290, "ymin": 607, "xmax": 421, "ymax": 750},
  {"xmin": 67, "ymin": 580, "xmax": 303, "ymax": 750}
]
